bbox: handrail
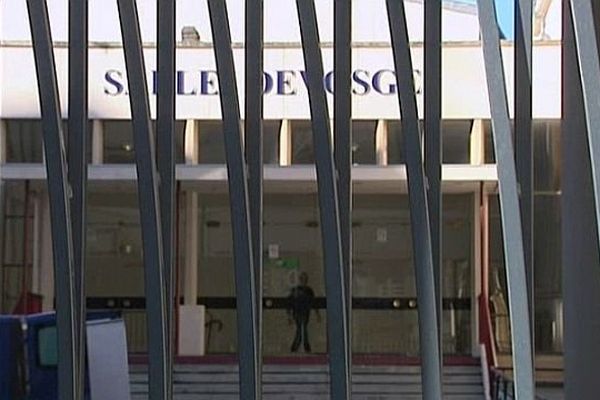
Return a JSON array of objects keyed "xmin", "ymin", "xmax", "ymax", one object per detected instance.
[
  {"xmin": 480, "ymin": 344, "xmax": 492, "ymax": 400},
  {"xmin": 479, "ymin": 293, "xmax": 498, "ymax": 367},
  {"xmin": 491, "ymin": 368, "xmax": 549, "ymax": 400}
]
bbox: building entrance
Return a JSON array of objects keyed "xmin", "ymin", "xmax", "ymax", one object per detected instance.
[{"xmin": 11, "ymin": 185, "xmax": 474, "ymax": 357}]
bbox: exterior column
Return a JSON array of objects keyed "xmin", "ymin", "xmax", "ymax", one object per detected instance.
[
  {"xmin": 0, "ymin": 119, "xmax": 7, "ymax": 164},
  {"xmin": 183, "ymin": 119, "xmax": 199, "ymax": 305},
  {"xmin": 183, "ymin": 117, "xmax": 199, "ymax": 305},
  {"xmin": 179, "ymin": 119, "xmax": 204, "ymax": 355},
  {"xmin": 375, "ymin": 119, "xmax": 388, "ymax": 166},
  {"xmin": 470, "ymin": 119, "xmax": 485, "ymax": 166},
  {"xmin": 472, "ymin": 188, "xmax": 482, "ymax": 356},
  {"xmin": 279, "ymin": 119, "xmax": 292, "ymax": 166},
  {"xmin": 91, "ymin": 120, "xmax": 104, "ymax": 164}
]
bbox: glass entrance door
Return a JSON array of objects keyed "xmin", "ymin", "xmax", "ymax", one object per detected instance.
[{"xmin": 196, "ymin": 192, "xmax": 475, "ymax": 357}]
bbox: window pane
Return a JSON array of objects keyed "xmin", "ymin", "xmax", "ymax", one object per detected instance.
[
  {"xmin": 5, "ymin": 120, "xmax": 44, "ymax": 163},
  {"xmin": 534, "ymin": 120, "xmax": 561, "ymax": 192},
  {"xmin": 352, "ymin": 194, "xmax": 473, "ymax": 355},
  {"xmin": 199, "ymin": 121, "xmax": 226, "ymax": 164},
  {"xmin": 173, "ymin": 121, "xmax": 186, "ymax": 164},
  {"xmin": 104, "ymin": 121, "xmax": 135, "ymax": 163},
  {"xmin": 484, "ymin": 120, "xmax": 495, "ymax": 164},
  {"xmin": 390, "ymin": 120, "xmax": 471, "ymax": 164},
  {"xmin": 291, "ymin": 120, "xmax": 314, "ymax": 164},
  {"xmin": 104, "ymin": 120, "xmax": 184, "ymax": 164},
  {"xmin": 534, "ymin": 194, "xmax": 562, "ymax": 353},
  {"xmin": 387, "ymin": 121, "xmax": 405, "ymax": 164},
  {"xmin": 442, "ymin": 120, "xmax": 471, "ymax": 163},
  {"xmin": 263, "ymin": 120, "xmax": 280, "ymax": 165},
  {"xmin": 352, "ymin": 120, "xmax": 377, "ymax": 165},
  {"xmin": 38, "ymin": 326, "xmax": 58, "ymax": 368}
]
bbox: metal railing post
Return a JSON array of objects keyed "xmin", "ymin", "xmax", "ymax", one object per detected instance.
[
  {"xmin": 334, "ymin": 0, "xmax": 353, "ymax": 364},
  {"xmin": 424, "ymin": 0, "xmax": 443, "ymax": 368},
  {"xmin": 385, "ymin": 1, "xmax": 443, "ymax": 398},
  {"xmin": 117, "ymin": 1, "xmax": 170, "ymax": 399},
  {"xmin": 245, "ymin": 1, "xmax": 264, "ymax": 393},
  {"xmin": 476, "ymin": 0, "xmax": 535, "ymax": 398},
  {"xmin": 296, "ymin": 1, "xmax": 351, "ymax": 398},
  {"xmin": 207, "ymin": 1, "xmax": 260, "ymax": 398},
  {"xmin": 68, "ymin": 1, "xmax": 89, "ymax": 397},
  {"xmin": 156, "ymin": 1, "xmax": 176, "ymax": 396},
  {"xmin": 26, "ymin": 1, "xmax": 79, "ymax": 399}
]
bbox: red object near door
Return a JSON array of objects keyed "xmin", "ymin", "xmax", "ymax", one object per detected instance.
[{"xmin": 12, "ymin": 292, "xmax": 43, "ymax": 315}]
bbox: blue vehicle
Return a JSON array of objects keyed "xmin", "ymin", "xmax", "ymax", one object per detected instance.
[{"xmin": 0, "ymin": 312, "xmax": 130, "ymax": 400}]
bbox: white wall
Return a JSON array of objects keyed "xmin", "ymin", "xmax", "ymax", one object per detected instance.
[{"xmin": 1, "ymin": 0, "xmax": 482, "ymax": 43}]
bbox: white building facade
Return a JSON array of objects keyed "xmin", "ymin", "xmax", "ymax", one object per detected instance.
[{"xmin": 0, "ymin": 0, "xmax": 563, "ymax": 366}]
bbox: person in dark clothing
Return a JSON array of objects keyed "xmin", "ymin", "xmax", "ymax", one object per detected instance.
[{"xmin": 287, "ymin": 272, "xmax": 320, "ymax": 353}]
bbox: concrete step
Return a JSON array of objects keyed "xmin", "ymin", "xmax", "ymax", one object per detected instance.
[{"xmin": 129, "ymin": 364, "xmax": 485, "ymax": 399}]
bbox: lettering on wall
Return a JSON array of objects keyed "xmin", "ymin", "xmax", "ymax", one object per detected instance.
[{"xmin": 103, "ymin": 68, "xmax": 423, "ymax": 97}]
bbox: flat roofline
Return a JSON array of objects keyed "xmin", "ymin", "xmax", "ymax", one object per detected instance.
[
  {"xmin": 0, "ymin": 39, "xmax": 562, "ymax": 50},
  {"xmin": 0, "ymin": 164, "xmax": 498, "ymax": 195}
]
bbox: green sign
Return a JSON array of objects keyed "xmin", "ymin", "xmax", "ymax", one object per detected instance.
[{"xmin": 266, "ymin": 258, "xmax": 299, "ymax": 269}]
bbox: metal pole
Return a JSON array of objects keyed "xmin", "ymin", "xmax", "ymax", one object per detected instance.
[
  {"xmin": 245, "ymin": 0, "xmax": 264, "ymax": 392},
  {"xmin": 334, "ymin": 0, "xmax": 353, "ymax": 367},
  {"xmin": 26, "ymin": 1, "xmax": 78, "ymax": 399},
  {"xmin": 568, "ymin": 0, "xmax": 600, "ymax": 254},
  {"xmin": 476, "ymin": 0, "xmax": 535, "ymax": 397},
  {"xmin": 117, "ymin": 1, "xmax": 169, "ymax": 399},
  {"xmin": 562, "ymin": 2, "xmax": 600, "ymax": 398},
  {"xmin": 424, "ymin": 0, "xmax": 443, "ymax": 366},
  {"xmin": 296, "ymin": 1, "xmax": 351, "ymax": 398},
  {"xmin": 207, "ymin": 1, "xmax": 259, "ymax": 398},
  {"xmin": 156, "ymin": 1, "xmax": 176, "ymax": 397},
  {"xmin": 514, "ymin": 0, "xmax": 534, "ymax": 362},
  {"xmin": 68, "ymin": 1, "xmax": 89, "ymax": 397},
  {"xmin": 385, "ymin": 1, "xmax": 443, "ymax": 399}
]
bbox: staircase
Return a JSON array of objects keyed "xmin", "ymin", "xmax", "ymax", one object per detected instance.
[{"xmin": 130, "ymin": 363, "xmax": 486, "ymax": 399}]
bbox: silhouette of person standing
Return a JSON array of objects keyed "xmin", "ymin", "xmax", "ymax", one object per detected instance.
[{"xmin": 287, "ymin": 272, "xmax": 320, "ymax": 353}]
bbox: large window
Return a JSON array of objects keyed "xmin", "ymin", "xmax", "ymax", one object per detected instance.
[
  {"xmin": 103, "ymin": 120, "xmax": 185, "ymax": 164},
  {"xmin": 488, "ymin": 120, "xmax": 563, "ymax": 355},
  {"xmin": 197, "ymin": 120, "xmax": 280, "ymax": 164},
  {"xmin": 192, "ymin": 192, "xmax": 474, "ymax": 356},
  {"xmin": 86, "ymin": 183, "xmax": 146, "ymax": 352},
  {"xmin": 352, "ymin": 194, "xmax": 473, "ymax": 355},
  {"xmin": 388, "ymin": 119, "xmax": 472, "ymax": 164},
  {"xmin": 4, "ymin": 120, "xmax": 44, "ymax": 163}
]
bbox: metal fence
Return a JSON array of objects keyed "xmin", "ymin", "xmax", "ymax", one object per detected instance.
[{"xmin": 19, "ymin": 0, "xmax": 600, "ymax": 399}]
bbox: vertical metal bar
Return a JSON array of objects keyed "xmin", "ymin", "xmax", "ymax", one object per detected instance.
[
  {"xmin": 68, "ymin": 1, "xmax": 88, "ymax": 398},
  {"xmin": 562, "ymin": 2, "xmax": 600, "ymax": 398},
  {"xmin": 385, "ymin": 2, "xmax": 443, "ymax": 399},
  {"xmin": 20, "ymin": 182, "xmax": 31, "ymax": 318},
  {"xmin": 476, "ymin": 0, "xmax": 535, "ymax": 398},
  {"xmin": 0, "ymin": 180, "xmax": 5, "ymax": 313},
  {"xmin": 514, "ymin": 0, "xmax": 534, "ymax": 360},
  {"xmin": 334, "ymin": 0, "xmax": 353, "ymax": 366},
  {"xmin": 424, "ymin": 0, "xmax": 443, "ymax": 366},
  {"xmin": 26, "ymin": 1, "xmax": 78, "ymax": 399},
  {"xmin": 568, "ymin": 0, "xmax": 600, "ymax": 252},
  {"xmin": 295, "ymin": 1, "xmax": 351, "ymax": 399},
  {"xmin": 245, "ymin": 0, "xmax": 264, "ymax": 392},
  {"xmin": 157, "ymin": 1, "xmax": 176, "ymax": 396},
  {"xmin": 116, "ymin": 1, "xmax": 169, "ymax": 399},
  {"xmin": 207, "ymin": 1, "xmax": 259, "ymax": 398}
]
